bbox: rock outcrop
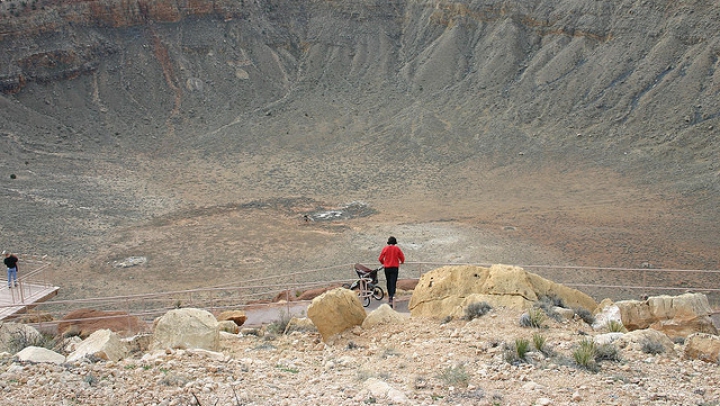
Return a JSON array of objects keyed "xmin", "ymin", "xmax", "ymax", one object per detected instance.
[
  {"xmin": 409, "ymin": 264, "xmax": 597, "ymax": 318},
  {"xmin": 362, "ymin": 304, "xmax": 409, "ymax": 329},
  {"xmin": 216, "ymin": 310, "xmax": 247, "ymax": 327},
  {"xmin": 615, "ymin": 329, "xmax": 675, "ymax": 356},
  {"xmin": 16, "ymin": 346, "xmax": 65, "ymax": 364},
  {"xmin": 0, "ymin": 323, "xmax": 42, "ymax": 353},
  {"xmin": 307, "ymin": 288, "xmax": 366, "ymax": 341},
  {"xmin": 684, "ymin": 333, "xmax": 720, "ymax": 363},
  {"xmin": 58, "ymin": 308, "xmax": 146, "ymax": 338},
  {"xmin": 151, "ymin": 308, "xmax": 219, "ymax": 351},
  {"xmin": 614, "ymin": 293, "xmax": 718, "ymax": 339},
  {"xmin": 66, "ymin": 329, "xmax": 129, "ymax": 362}
]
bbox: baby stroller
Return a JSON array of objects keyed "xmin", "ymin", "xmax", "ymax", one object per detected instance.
[{"xmin": 342, "ymin": 263, "xmax": 385, "ymax": 307}]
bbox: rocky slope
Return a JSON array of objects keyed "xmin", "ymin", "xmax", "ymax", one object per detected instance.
[
  {"xmin": 2, "ymin": 306, "xmax": 720, "ymax": 405},
  {"xmin": 0, "ymin": 0, "xmax": 719, "ymax": 298}
]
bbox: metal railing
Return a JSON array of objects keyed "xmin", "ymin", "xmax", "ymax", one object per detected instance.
[
  {"xmin": 3, "ymin": 255, "xmax": 55, "ymax": 305},
  {"xmin": 8, "ymin": 261, "xmax": 720, "ymax": 335}
]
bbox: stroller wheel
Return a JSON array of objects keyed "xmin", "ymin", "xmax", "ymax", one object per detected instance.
[
  {"xmin": 372, "ymin": 286, "xmax": 385, "ymax": 301},
  {"xmin": 362, "ymin": 295, "xmax": 371, "ymax": 307},
  {"xmin": 342, "ymin": 283, "xmax": 351, "ymax": 289}
]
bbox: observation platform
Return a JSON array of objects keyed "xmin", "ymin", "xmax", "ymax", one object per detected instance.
[{"xmin": 0, "ymin": 282, "xmax": 60, "ymax": 321}]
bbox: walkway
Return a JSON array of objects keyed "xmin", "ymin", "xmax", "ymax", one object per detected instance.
[
  {"xmin": 0, "ymin": 282, "xmax": 60, "ymax": 321},
  {"xmin": 243, "ymin": 296, "xmax": 409, "ymax": 326}
]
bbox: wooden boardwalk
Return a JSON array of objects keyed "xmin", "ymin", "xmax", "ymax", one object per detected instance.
[{"xmin": 0, "ymin": 282, "xmax": 59, "ymax": 321}]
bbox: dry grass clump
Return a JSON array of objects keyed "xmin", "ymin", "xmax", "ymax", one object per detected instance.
[
  {"xmin": 463, "ymin": 301, "xmax": 493, "ymax": 321},
  {"xmin": 519, "ymin": 308, "xmax": 545, "ymax": 328},
  {"xmin": 572, "ymin": 339, "xmax": 621, "ymax": 371},
  {"xmin": 503, "ymin": 338, "xmax": 531, "ymax": 364}
]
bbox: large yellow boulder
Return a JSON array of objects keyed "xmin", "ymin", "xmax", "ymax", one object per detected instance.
[
  {"xmin": 307, "ymin": 288, "xmax": 367, "ymax": 341},
  {"xmin": 408, "ymin": 264, "xmax": 597, "ymax": 318}
]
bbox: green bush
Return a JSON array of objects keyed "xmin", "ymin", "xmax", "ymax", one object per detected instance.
[
  {"xmin": 573, "ymin": 339, "xmax": 598, "ymax": 371},
  {"xmin": 515, "ymin": 338, "xmax": 531, "ymax": 360},
  {"xmin": 605, "ymin": 320, "xmax": 627, "ymax": 333},
  {"xmin": 503, "ymin": 339, "xmax": 531, "ymax": 364},
  {"xmin": 532, "ymin": 333, "xmax": 547, "ymax": 353}
]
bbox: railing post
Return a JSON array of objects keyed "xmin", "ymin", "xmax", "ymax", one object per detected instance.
[
  {"xmin": 286, "ymin": 285, "xmax": 291, "ymax": 316},
  {"xmin": 126, "ymin": 297, "xmax": 132, "ymax": 334}
]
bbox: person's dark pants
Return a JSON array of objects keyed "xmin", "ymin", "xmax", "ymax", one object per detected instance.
[{"xmin": 384, "ymin": 267, "xmax": 399, "ymax": 299}]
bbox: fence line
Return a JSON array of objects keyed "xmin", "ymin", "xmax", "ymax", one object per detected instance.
[{"xmin": 13, "ymin": 261, "xmax": 720, "ymax": 332}]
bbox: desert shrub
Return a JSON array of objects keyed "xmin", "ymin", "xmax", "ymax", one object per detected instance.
[
  {"xmin": 381, "ymin": 346, "xmax": 400, "ymax": 359},
  {"xmin": 503, "ymin": 339, "xmax": 530, "ymax": 364},
  {"xmin": 594, "ymin": 343, "xmax": 621, "ymax": 362},
  {"xmin": 356, "ymin": 369, "xmax": 374, "ymax": 382},
  {"xmin": 575, "ymin": 308, "xmax": 595, "ymax": 325},
  {"xmin": 266, "ymin": 311, "xmax": 292, "ymax": 335},
  {"xmin": 464, "ymin": 301, "xmax": 492, "ymax": 321},
  {"xmin": 537, "ymin": 296, "xmax": 563, "ymax": 321},
  {"xmin": 519, "ymin": 308, "xmax": 545, "ymax": 328},
  {"xmin": 159, "ymin": 373, "xmax": 190, "ymax": 387},
  {"xmin": 440, "ymin": 315, "xmax": 453, "ymax": 324},
  {"xmin": 515, "ymin": 338, "xmax": 531, "ymax": 360},
  {"xmin": 605, "ymin": 320, "xmax": 627, "ymax": 333},
  {"xmin": 83, "ymin": 373, "xmax": 98, "ymax": 386},
  {"xmin": 573, "ymin": 339, "xmax": 598, "ymax": 371},
  {"xmin": 437, "ymin": 364, "xmax": 469, "ymax": 388},
  {"xmin": 641, "ymin": 340, "xmax": 665, "ymax": 355},
  {"xmin": 539, "ymin": 295, "xmax": 564, "ymax": 308},
  {"xmin": 4, "ymin": 328, "xmax": 55, "ymax": 353},
  {"xmin": 532, "ymin": 333, "xmax": 547, "ymax": 353}
]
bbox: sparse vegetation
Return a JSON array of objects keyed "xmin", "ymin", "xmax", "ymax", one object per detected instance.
[
  {"xmin": 83, "ymin": 373, "xmax": 98, "ymax": 386},
  {"xmin": 515, "ymin": 338, "xmax": 530, "ymax": 359},
  {"xmin": 2, "ymin": 327, "xmax": 55, "ymax": 353},
  {"xmin": 266, "ymin": 310, "xmax": 292, "ymax": 335},
  {"xmin": 276, "ymin": 365, "xmax": 299, "ymax": 374},
  {"xmin": 532, "ymin": 333, "xmax": 547, "ymax": 353},
  {"xmin": 641, "ymin": 340, "xmax": 665, "ymax": 355},
  {"xmin": 437, "ymin": 364, "xmax": 469, "ymax": 388},
  {"xmin": 519, "ymin": 308, "xmax": 545, "ymax": 328},
  {"xmin": 537, "ymin": 295, "xmax": 563, "ymax": 321},
  {"xmin": 575, "ymin": 308, "xmax": 595, "ymax": 325},
  {"xmin": 594, "ymin": 343, "xmax": 621, "ymax": 362},
  {"xmin": 159, "ymin": 373, "xmax": 189, "ymax": 387},
  {"xmin": 573, "ymin": 339, "xmax": 598, "ymax": 371},
  {"xmin": 356, "ymin": 369, "xmax": 374, "ymax": 382},
  {"xmin": 380, "ymin": 346, "xmax": 400, "ymax": 359},
  {"xmin": 503, "ymin": 338, "xmax": 530, "ymax": 364},
  {"xmin": 463, "ymin": 301, "xmax": 492, "ymax": 321},
  {"xmin": 605, "ymin": 320, "xmax": 627, "ymax": 333}
]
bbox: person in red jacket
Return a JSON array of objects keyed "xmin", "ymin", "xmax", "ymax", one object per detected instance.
[{"xmin": 378, "ymin": 236, "xmax": 405, "ymax": 308}]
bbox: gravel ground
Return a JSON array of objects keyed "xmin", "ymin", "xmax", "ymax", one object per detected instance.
[{"xmin": 1, "ymin": 306, "xmax": 718, "ymax": 406}]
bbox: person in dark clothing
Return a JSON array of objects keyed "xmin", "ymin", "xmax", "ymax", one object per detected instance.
[
  {"xmin": 378, "ymin": 236, "xmax": 405, "ymax": 308},
  {"xmin": 3, "ymin": 251, "xmax": 18, "ymax": 288}
]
